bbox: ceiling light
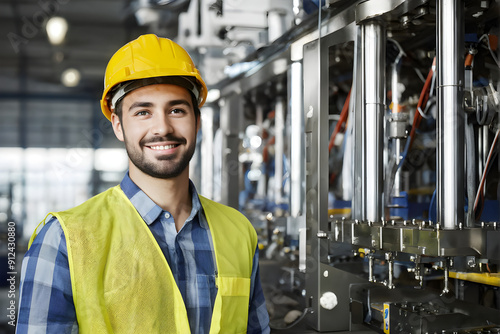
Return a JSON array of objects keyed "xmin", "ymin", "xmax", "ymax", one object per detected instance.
[
  {"xmin": 135, "ymin": 7, "xmax": 160, "ymax": 26},
  {"xmin": 61, "ymin": 68, "xmax": 80, "ymax": 87},
  {"xmin": 46, "ymin": 17, "xmax": 68, "ymax": 45},
  {"xmin": 206, "ymin": 89, "xmax": 220, "ymax": 103}
]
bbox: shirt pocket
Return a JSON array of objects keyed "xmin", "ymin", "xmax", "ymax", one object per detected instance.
[
  {"xmin": 217, "ymin": 276, "xmax": 251, "ymax": 297},
  {"xmin": 180, "ymin": 273, "xmax": 218, "ymax": 309}
]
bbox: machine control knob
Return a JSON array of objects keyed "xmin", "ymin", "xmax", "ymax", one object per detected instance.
[{"xmin": 319, "ymin": 291, "xmax": 338, "ymax": 310}]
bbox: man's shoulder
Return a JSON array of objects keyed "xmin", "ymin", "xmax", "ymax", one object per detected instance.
[
  {"xmin": 198, "ymin": 195, "xmax": 246, "ymax": 220},
  {"xmin": 199, "ymin": 195, "xmax": 257, "ymax": 242},
  {"xmin": 60, "ymin": 185, "xmax": 123, "ymax": 214}
]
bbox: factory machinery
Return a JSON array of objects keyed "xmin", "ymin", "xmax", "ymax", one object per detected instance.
[{"xmin": 196, "ymin": 0, "xmax": 500, "ymax": 332}]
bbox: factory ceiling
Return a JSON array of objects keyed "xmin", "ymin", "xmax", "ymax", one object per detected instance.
[
  {"xmin": 1, "ymin": 0, "xmax": 167, "ymax": 99},
  {"xmin": 0, "ymin": 0, "xmax": 300, "ymax": 147},
  {"xmin": 0, "ymin": 0, "xmax": 497, "ymax": 149},
  {"xmin": 0, "ymin": 0, "xmax": 299, "ymax": 100}
]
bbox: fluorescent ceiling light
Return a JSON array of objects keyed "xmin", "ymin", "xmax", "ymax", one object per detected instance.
[
  {"xmin": 206, "ymin": 89, "xmax": 220, "ymax": 103},
  {"xmin": 61, "ymin": 68, "xmax": 80, "ymax": 87},
  {"xmin": 46, "ymin": 17, "xmax": 68, "ymax": 45}
]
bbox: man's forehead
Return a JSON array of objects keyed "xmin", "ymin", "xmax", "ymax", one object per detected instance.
[{"xmin": 123, "ymin": 84, "xmax": 193, "ymax": 105}]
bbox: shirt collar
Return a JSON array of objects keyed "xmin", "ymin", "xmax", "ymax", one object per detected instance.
[{"xmin": 119, "ymin": 172, "xmax": 206, "ymax": 229}]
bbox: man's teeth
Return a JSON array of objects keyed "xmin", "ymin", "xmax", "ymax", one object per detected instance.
[{"xmin": 150, "ymin": 145, "xmax": 176, "ymax": 150}]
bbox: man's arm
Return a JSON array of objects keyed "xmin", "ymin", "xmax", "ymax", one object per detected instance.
[
  {"xmin": 247, "ymin": 247, "xmax": 270, "ymax": 334},
  {"xmin": 16, "ymin": 218, "xmax": 78, "ymax": 334}
]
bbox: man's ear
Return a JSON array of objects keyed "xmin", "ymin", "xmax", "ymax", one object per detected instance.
[
  {"xmin": 196, "ymin": 114, "xmax": 201, "ymax": 133},
  {"xmin": 111, "ymin": 112, "xmax": 124, "ymax": 142}
]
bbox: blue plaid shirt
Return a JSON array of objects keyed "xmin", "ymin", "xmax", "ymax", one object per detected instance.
[{"xmin": 17, "ymin": 174, "xmax": 270, "ymax": 334}]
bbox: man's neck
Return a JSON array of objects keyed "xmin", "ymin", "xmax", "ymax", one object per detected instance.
[{"xmin": 129, "ymin": 167, "xmax": 192, "ymax": 231}]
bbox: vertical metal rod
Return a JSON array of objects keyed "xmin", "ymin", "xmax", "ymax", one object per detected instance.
[
  {"xmin": 391, "ymin": 59, "xmax": 403, "ymax": 197},
  {"xmin": 268, "ymin": 9, "xmax": 287, "ymax": 43},
  {"xmin": 275, "ymin": 95, "xmax": 285, "ymax": 207},
  {"xmin": 255, "ymin": 101, "xmax": 264, "ymax": 129},
  {"xmin": 219, "ymin": 95, "xmax": 240, "ymax": 208},
  {"xmin": 352, "ymin": 27, "xmax": 364, "ymax": 220},
  {"xmin": 363, "ymin": 21, "xmax": 386, "ymax": 222},
  {"xmin": 368, "ymin": 253, "xmax": 374, "ymax": 282},
  {"xmin": 386, "ymin": 252, "xmax": 395, "ymax": 289},
  {"xmin": 482, "ymin": 126, "xmax": 489, "ymax": 174},
  {"xmin": 255, "ymin": 103, "xmax": 267, "ymax": 200},
  {"xmin": 437, "ymin": 0, "xmax": 465, "ymax": 229},
  {"xmin": 201, "ymin": 106, "xmax": 215, "ymax": 199},
  {"xmin": 442, "ymin": 258, "xmax": 450, "ymax": 295},
  {"xmin": 290, "ymin": 62, "xmax": 305, "ymax": 218},
  {"xmin": 478, "ymin": 126, "xmax": 484, "ymax": 176},
  {"xmin": 393, "ymin": 139, "xmax": 402, "ymax": 196}
]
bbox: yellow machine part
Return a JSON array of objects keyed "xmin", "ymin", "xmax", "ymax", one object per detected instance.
[{"xmin": 450, "ymin": 271, "xmax": 500, "ymax": 287}]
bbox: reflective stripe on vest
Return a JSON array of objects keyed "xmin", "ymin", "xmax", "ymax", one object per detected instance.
[{"xmin": 29, "ymin": 185, "xmax": 257, "ymax": 333}]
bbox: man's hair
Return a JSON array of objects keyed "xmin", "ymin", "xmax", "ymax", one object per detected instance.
[{"xmin": 113, "ymin": 90, "xmax": 201, "ymax": 122}]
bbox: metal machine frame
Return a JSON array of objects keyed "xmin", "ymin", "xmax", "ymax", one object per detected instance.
[{"xmin": 301, "ymin": 0, "xmax": 500, "ymax": 332}]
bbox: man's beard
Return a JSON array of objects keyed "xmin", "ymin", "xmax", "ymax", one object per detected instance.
[{"xmin": 125, "ymin": 134, "xmax": 196, "ymax": 179}]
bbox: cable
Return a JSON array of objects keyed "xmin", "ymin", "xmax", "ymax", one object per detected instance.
[
  {"xmin": 476, "ymin": 99, "xmax": 491, "ymax": 126},
  {"xmin": 478, "ymin": 34, "xmax": 500, "ymax": 69},
  {"xmin": 413, "ymin": 67, "xmax": 426, "ymax": 83},
  {"xmin": 328, "ymin": 89, "xmax": 351, "ymax": 153},
  {"xmin": 473, "ymin": 128, "xmax": 500, "ymax": 213},
  {"xmin": 269, "ymin": 307, "xmax": 314, "ymax": 331},
  {"xmin": 388, "ymin": 38, "xmax": 407, "ymax": 65},
  {"xmin": 408, "ymin": 58, "xmax": 436, "ymax": 152},
  {"xmin": 393, "ymin": 59, "xmax": 435, "ymax": 178}
]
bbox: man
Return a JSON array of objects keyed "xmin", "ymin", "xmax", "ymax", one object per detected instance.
[{"xmin": 17, "ymin": 34, "xmax": 270, "ymax": 334}]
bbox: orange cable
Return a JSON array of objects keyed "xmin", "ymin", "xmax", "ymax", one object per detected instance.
[{"xmin": 328, "ymin": 89, "xmax": 351, "ymax": 153}]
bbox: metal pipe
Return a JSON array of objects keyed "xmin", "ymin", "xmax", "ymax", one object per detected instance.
[
  {"xmin": 275, "ymin": 93, "xmax": 286, "ymax": 208},
  {"xmin": 290, "ymin": 62, "xmax": 305, "ymax": 217},
  {"xmin": 390, "ymin": 52, "xmax": 405, "ymax": 197},
  {"xmin": 363, "ymin": 21, "xmax": 385, "ymax": 222},
  {"xmin": 268, "ymin": 9, "xmax": 288, "ymax": 43},
  {"xmin": 200, "ymin": 106, "xmax": 215, "ymax": 199},
  {"xmin": 368, "ymin": 253, "xmax": 374, "ymax": 282},
  {"xmin": 255, "ymin": 103, "xmax": 267, "ymax": 200},
  {"xmin": 219, "ymin": 95, "xmax": 241, "ymax": 209},
  {"xmin": 352, "ymin": 27, "xmax": 364, "ymax": 220},
  {"xmin": 436, "ymin": 0, "xmax": 465, "ymax": 229},
  {"xmin": 386, "ymin": 252, "xmax": 395, "ymax": 289},
  {"xmin": 292, "ymin": 0, "xmax": 305, "ymax": 25},
  {"xmin": 442, "ymin": 258, "xmax": 450, "ymax": 295}
]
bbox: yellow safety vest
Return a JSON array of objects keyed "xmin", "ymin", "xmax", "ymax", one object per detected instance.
[{"xmin": 29, "ymin": 185, "xmax": 257, "ymax": 334}]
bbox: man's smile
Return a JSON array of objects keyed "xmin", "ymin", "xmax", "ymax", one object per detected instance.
[{"xmin": 147, "ymin": 144, "xmax": 179, "ymax": 150}]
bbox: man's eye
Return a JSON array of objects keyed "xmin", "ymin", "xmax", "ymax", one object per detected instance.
[
  {"xmin": 170, "ymin": 108, "xmax": 185, "ymax": 115},
  {"xmin": 135, "ymin": 110, "xmax": 150, "ymax": 116}
]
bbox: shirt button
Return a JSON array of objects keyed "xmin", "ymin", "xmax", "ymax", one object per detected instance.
[{"xmin": 164, "ymin": 212, "xmax": 171, "ymax": 219}]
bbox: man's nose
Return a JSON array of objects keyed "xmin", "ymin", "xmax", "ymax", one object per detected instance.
[{"xmin": 151, "ymin": 113, "xmax": 173, "ymax": 136}]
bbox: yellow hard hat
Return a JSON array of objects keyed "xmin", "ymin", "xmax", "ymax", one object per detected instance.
[{"xmin": 100, "ymin": 34, "xmax": 207, "ymax": 120}]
